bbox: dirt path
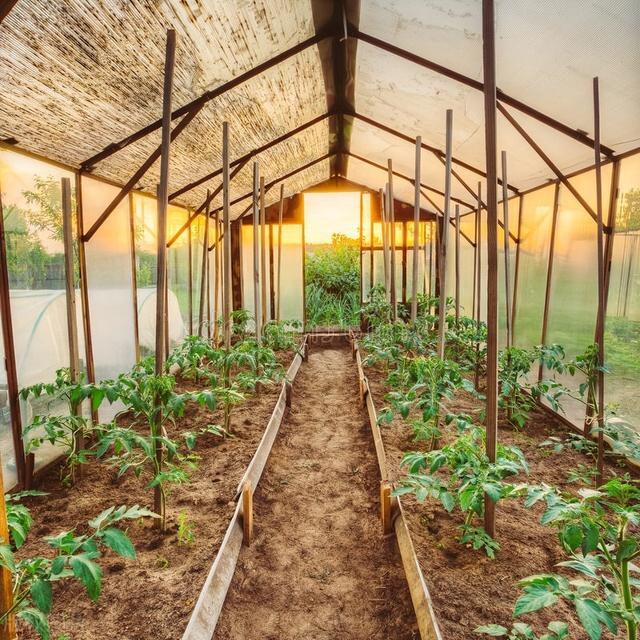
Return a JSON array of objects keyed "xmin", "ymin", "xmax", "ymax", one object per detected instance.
[{"xmin": 215, "ymin": 346, "xmax": 418, "ymax": 640}]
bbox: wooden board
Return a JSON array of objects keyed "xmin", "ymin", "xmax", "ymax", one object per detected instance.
[
  {"xmin": 354, "ymin": 338, "xmax": 444, "ymax": 640},
  {"xmin": 182, "ymin": 343, "xmax": 305, "ymax": 640}
]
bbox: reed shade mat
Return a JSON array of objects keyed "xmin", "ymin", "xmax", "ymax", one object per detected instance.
[{"xmin": 215, "ymin": 346, "xmax": 418, "ymax": 639}]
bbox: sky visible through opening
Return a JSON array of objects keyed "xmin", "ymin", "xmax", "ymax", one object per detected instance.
[{"xmin": 304, "ymin": 192, "xmax": 361, "ymax": 245}]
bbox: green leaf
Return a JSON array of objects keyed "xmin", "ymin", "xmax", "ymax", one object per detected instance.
[
  {"xmin": 18, "ymin": 607, "xmax": 50, "ymax": 640},
  {"xmin": 582, "ymin": 523, "xmax": 599, "ymax": 555},
  {"xmin": 100, "ymin": 527, "xmax": 136, "ymax": 559},
  {"xmin": 474, "ymin": 624, "xmax": 508, "ymax": 636},
  {"xmin": 30, "ymin": 578, "xmax": 53, "ymax": 614},
  {"xmin": 574, "ymin": 598, "xmax": 605, "ymax": 640},
  {"xmin": 0, "ymin": 543, "xmax": 15, "ymax": 571},
  {"xmin": 514, "ymin": 585, "xmax": 558, "ymax": 616},
  {"xmin": 70, "ymin": 553, "xmax": 103, "ymax": 601}
]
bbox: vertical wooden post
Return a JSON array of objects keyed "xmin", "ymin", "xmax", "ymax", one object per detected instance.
[
  {"xmin": 511, "ymin": 196, "xmax": 523, "ymax": 342},
  {"xmin": 0, "ymin": 450, "xmax": 16, "ymax": 640},
  {"xmin": 482, "ymin": 0, "xmax": 499, "ymax": 538},
  {"xmin": 197, "ymin": 194, "xmax": 210, "ymax": 337},
  {"xmin": 61, "ymin": 177, "xmax": 83, "ymax": 478},
  {"xmin": 401, "ymin": 222, "xmax": 407, "ymax": 304},
  {"xmin": 428, "ymin": 221, "xmax": 433, "ymax": 298},
  {"xmin": 369, "ymin": 199, "xmax": 374, "ymax": 292},
  {"xmin": 75, "ymin": 173, "xmax": 98, "ymax": 425},
  {"xmin": 388, "ymin": 161, "xmax": 397, "ymax": 320},
  {"xmin": 380, "ymin": 482, "xmax": 392, "ymax": 535},
  {"xmin": 206, "ymin": 217, "xmax": 211, "ymax": 341},
  {"xmin": 269, "ymin": 219, "xmax": 275, "ymax": 321},
  {"xmin": 222, "ymin": 122, "xmax": 232, "ymax": 350},
  {"xmin": 260, "ymin": 177, "xmax": 267, "ymax": 329},
  {"xmin": 276, "ymin": 183, "xmax": 284, "ymax": 322},
  {"xmin": 472, "ymin": 207, "xmax": 478, "ymax": 328},
  {"xmin": 153, "ymin": 29, "xmax": 176, "ymax": 531},
  {"xmin": 593, "ymin": 77, "xmax": 605, "ymax": 486},
  {"xmin": 213, "ymin": 211, "xmax": 220, "ymax": 345},
  {"xmin": 501, "ymin": 151, "xmax": 512, "ymax": 348},
  {"xmin": 474, "ymin": 185, "xmax": 482, "ymax": 391},
  {"xmin": 454, "ymin": 204, "xmax": 460, "ymax": 323},
  {"xmin": 128, "ymin": 194, "xmax": 141, "ymax": 361},
  {"xmin": 411, "ymin": 137, "xmax": 421, "ymax": 324},
  {"xmin": 0, "ymin": 190, "xmax": 25, "ymax": 492},
  {"xmin": 437, "ymin": 109, "xmax": 453, "ymax": 359},
  {"xmin": 242, "ymin": 481, "xmax": 253, "ymax": 546},
  {"xmin": 252, "ymin": 163, "xmax": 262, "ymax": 343},
  {"xmin": 380, "ymin": 188, "xmax": 390, "ymax": 296}
]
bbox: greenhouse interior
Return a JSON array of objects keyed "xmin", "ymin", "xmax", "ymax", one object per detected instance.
[{"xmin": 0, "ymin": 1, "xmax": 638, "ymax": 639}]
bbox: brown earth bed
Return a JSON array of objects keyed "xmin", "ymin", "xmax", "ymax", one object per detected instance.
[
  {"xmin": 366, "ymin": 364, "xmax": 635, "ymax": 640},
  {"xmin": 16, "ymin": 355, "xmax": 294, "ymax": 640},
  {"xmin": 215, "ymin": 347, "xmax": 419, "ymax": 640}
]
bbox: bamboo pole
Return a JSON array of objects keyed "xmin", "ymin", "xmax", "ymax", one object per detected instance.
[
  {"xmin": 501, "ymin": 151, "xmax": 512, "ymax": 348},
  {"xmin": 593, "ymin": 77, "xmax": 605, "ymax": 486},
  {"xmin": 472, "ymin": 205, "xmax": 478, "ymax": 328},
  {"xmin": 0, "ymin": 449, "xmax": 15, "ymax": 640},
  {"xmin": 276, "ymin": 183, "xmax": 284, "ymax": 322},
  {"xmin": 222, "ymin": 122, "xmax": 232, "ymax": 350},
  {"xmin": 213, "ymin": 211, "xmax": 220, "ymax": 345},
  {"xmin": 474, "ymin": 185, "xmax": 482, "ymax": 390},
  {"xmin": 380, "ymin": 187, "xmax": 390, "ymax": 296},
  {"xmin": 252, "ymin": 163, "xmax": 262, "ymax": 343},
  {"xmin": 454, "ymin": 204, "xmax": 460, "ymax": 323},
  {"xmin": 153, "ymin": 28, "xmax": 176, "ymax": 531},
  {"xmin": 197, "ymin": 193, "xmax": 210, "ymax": 337},
  {"xmin": 388, "ymin": 160, "xmax": 397, "ymax": 320},
  {"xmin": 260, "ymin": 176, "xmax": 267, "ymax": 329},
  {"xmin": 482, "ymin": 0, "xmax": 499, "ymax": 538},
  {"xmin": 61, "ymin": 177, "xmax": 83, "ymax": 479},
  {"xmin": 437, "ymin": 109, "xmax": 453, "ymax": 359},
  {"xmin": 411, "ymin": 137, "xmax": 421, "ymax": 324}
]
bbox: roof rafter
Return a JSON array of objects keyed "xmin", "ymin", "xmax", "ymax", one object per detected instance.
[
  {"xmin": 80, "ymin": 30, "xmax": 331, "ymax": 171},
  {"xmin": 349, "ymin": 25, "xmax": 615, "ymax": 157}
]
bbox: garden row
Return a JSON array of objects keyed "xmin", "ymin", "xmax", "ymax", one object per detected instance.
[
  {"xmin": 358, "ymin": 286, "xmax": 639, "ymax": 640},
  {"xmin": 1, "ymin": 314, "xmax": 302, "ymax": 640}
]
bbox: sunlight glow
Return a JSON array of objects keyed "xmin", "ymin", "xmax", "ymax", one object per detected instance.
[{"xmin": 304, "ymin": 192, "xmax": 362, "ymax": 245}]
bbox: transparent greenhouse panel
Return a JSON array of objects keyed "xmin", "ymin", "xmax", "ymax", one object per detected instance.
[
  {"xmin": 606, "ymin": 152, "xmax": 640, "ymax": 434},
  {"xmin": 190, "ymin": 212, "xmax": 205, "ymax": 335},
  {"xmin": 167, "ymin": 205, "xmax": 190, "ymax": 341},
  {"xmin": 362, "ymin": 249, "xmax": 372, "ymax": 302},
  {"xmin": 0, "ymin": 148, "xmax": 75, "ymax": 472},
  {"xmin": 459, "ymin": 214, "xmax": 476, "ymax": 318},
  {"xmin": 81, "ymin": 177, "xmax": 136, "ymax": 421},
  {"xmin": 513, "ymin": 185, "xmax": 555, "ymax": 350},
  {"xmin": 276, "ymin": 224, "xmax": 303, "ymax": 326}
]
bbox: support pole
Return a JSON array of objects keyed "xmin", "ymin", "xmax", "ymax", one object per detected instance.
[
  {"xmin": 197, "ymin": 194, "xmax": 210, "ymax": 337},
  {"xmin": 388, "ymin": 161, "xmax": 397, "ymax": 320},
  {"xmin": 474, "ymin": 184, "xmax": 482, "ymax": 391},
  {"xmin": 222, "ymin": 122, "xmax": 232, "ymax": 350},
  {"xmin": 213, "ymin": 211, "xmax": 220, "ymax": 345},
  {"xmin": 153, "ymin": 28, "xmax": 176, "ymax": 531},
  {"xmin": 276, "ymin": 183, "xmax": 284, "ymax": 322},
  {"xmin": 260, "ymin": 176, "xmax": 267, "ymax": 330},
  {"xmin": 411, "ymin": 137, "xmax": 421, "ymax": 324},
  {"xmin": 380, "ymin": 187, "xmax": 390, "ymax": 296},
  {"xmin": 0, "ymin": 449, "xmax": 15, "ymax": 640},
  {"xmin": 437, "ymin": 109, "xmax": 453, "ymax": 359},
  {"xmin": 455, "ymin": 204, "xmax": 460, "ymax": 323},
  {"xmin": 593, "ymin": 77, "xmax": 605, "ymax": 486},
  {"xmin": 501, "ymin": 151, "xmax": 512, "ymax": 348},
  {"xmin": 61, "ymin": 177, "xmax": 82, "ymax": 479},
  {"xmin": 482, "ymin": 0, "xmax": 499, "ymax": 538},
  {"xmin": 252, "ymin": 163, "xmax": 262, "ymax": 343}
]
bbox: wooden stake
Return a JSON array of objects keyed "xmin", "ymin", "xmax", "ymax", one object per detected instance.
[
  {"xmin": 0, "ymin": 452, "xmax": 15, "ymax": 639},
  {"xmin": 242, "ymin": 481, "xmax": 253, "ymax": 546},
  {"xmin": 153, "ymin": 29, "xmax": 176, "ymax": 531},
  {"xmin": 482, "ymin": 0, "xmax": 499, "ymax": 538},
  {"xmin": 252, "ymin": 163, "xmax": 262, "ymax": 343},
  {"xmin": 380, "ymin": 188, "xmax": 390, "ymax": 296},
  {"xmin": 198, "ymin": 194, "xmax": 210, "ymax": 337},
  {"xmin": 276, "ymin": 183, "xmax": 284, "ymax": 322},
  {"xmin": 593, "ymin": 77, "xmax": 605, "ymax": 486},
  {"xmin": 222, "ymin": 122, "xmax": 232, "ymax": 350},
  {"xmin": 388, "ymin": 161, "xmax": 397, "ymax": 320},
  {"xmin": 213, "ymin": 211, "xmax": 220, "ymax": 345},
  {"xmin": 380, "ymin": 482, "xmax": 392, "ymax": 535},
  {"xmin": 260, "ymin": 176, "xmax": 267, "ymax": 329},
  {"xmin": 501, "ymin": 151, "xmax": 512, "ymax": 348},
  {"xmin": 454, "ymin": 204, "xmax": 460, "ymax": 323},
  {"xmin": 411, "ymin": 137, "xmax": 421, "ymax": 324},
  {"xmin": 474, "ymin": 185, "xmax": 482, "ymax": 391},
  {"xmin": 437, "ymin": 109, "xmax": 453, "ymax": 359}
]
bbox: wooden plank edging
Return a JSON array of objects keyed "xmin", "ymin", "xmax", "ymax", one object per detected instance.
[
  {"xmin": 181, "ymin": 337, "xmax": 307, "ymax": 640},
  {"xmin": 353, "ymin": 339, "xmax": 444, "ymax": 640}
]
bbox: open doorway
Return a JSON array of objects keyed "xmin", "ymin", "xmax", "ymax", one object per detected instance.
[{"xmin": 304, "ymin": 191, "xmax": 362, "ymax": 330}]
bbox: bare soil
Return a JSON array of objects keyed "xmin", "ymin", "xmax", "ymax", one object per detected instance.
[
  {"xmin": 16, "ymin": 359, "xmax": 292, "ymax": 640},
  {"xmin": 367, "ymin": 365, "xmax": 634, "ymax": 640},
  {"xmin": 215, "ymin": 347, "xmax": 419, "ymax": 640}
]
